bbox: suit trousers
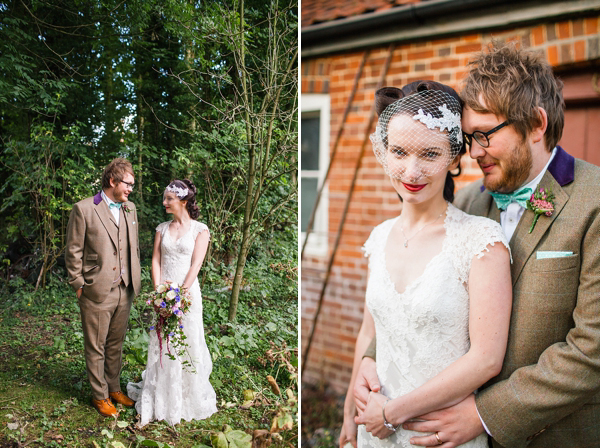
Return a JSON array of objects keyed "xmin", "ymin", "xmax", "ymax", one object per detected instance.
[{"xmin": 78, "ymin": 282, "xmax": 133, "ymax": 400}]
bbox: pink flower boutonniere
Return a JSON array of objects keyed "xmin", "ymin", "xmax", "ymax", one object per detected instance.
[
  {"xmin": 122, "ymin": 203, "xmax": 131, "ymax": 214},
  {"xmin": 526, "ymin": 186, "xmax": 555, "ymax": 233}
]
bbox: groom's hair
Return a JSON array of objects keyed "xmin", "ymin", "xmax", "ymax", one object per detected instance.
[
  {"xmin": 102, "ymin": 158, "xmax": 134, "ymax": 189},
  {"xmin": 461, "ymin": 40, "xmax": 565, "ymax": 152}
]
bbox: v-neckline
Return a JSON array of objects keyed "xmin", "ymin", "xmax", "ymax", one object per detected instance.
[
  {"xmin": 382, "ymin": 208, "xmax": 450, "ymax": 297},
  {"xmin": 167, "ymin": 220, "xmax": 192, "ymax": 243}
]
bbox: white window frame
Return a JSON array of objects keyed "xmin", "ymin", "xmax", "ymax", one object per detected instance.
[{"xmin": 301, "ymin": 94, "xmax": 330, "ymax": 256}]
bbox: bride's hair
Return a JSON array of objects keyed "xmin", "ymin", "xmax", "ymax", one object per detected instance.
[
  {"xmin": 374, "ymin": 80, "xmax": 466, "ymax": 203},
  {"xmin": 167, "ymin": 179, "xmax": 200, "ymax": 219}
]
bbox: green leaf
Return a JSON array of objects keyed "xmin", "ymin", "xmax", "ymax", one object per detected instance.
[
  {"xmin": 210, "ymin": 431, "xmax": 229, "ymax": 448},
  {"xmin": 116, "ymin": 420, "xmax": 128, "ymax": 428},
  {"xmin": 225, "ymin": 430, "xmax": 252, "ymax": 448}
]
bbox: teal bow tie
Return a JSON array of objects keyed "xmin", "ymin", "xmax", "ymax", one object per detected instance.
[
  {"xmin": 489, "ymin": 187, "xmax": 533, "ymax": 210},
  {"xmin": 109, "ymin": 202, "xmax": 122, "ymax": 209}
]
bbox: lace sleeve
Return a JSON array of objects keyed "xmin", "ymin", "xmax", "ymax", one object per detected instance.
[
  {"xmin": 362, "ymin": 218, "xmax": 395, "ymax": 258},
  {"xmin": 448, "ymin": 210, "xmax": 512, "ymax": 284},
  {"xmin": 468, "ymin": 217, "xmax": 511, "ymax": 262},
  {"xmin": 155, "ymin": 221, "xmax": 170, "ymax": 236},
  {"xmin": 192, "ymin": 221, "xmax": 210, "ymax": 240}
]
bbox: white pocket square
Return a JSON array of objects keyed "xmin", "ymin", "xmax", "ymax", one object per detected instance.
[{"xmin": 536, "ymin": 251, "xmax": 573, "ymax": 259}]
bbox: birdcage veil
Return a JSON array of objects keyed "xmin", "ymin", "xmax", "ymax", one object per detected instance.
[{"xmin": 370, "ymin": 89, "xmax": 463, "ymax": 182}]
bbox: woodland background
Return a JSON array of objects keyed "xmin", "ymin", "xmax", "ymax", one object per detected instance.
[{"xmin": 0, "ymin": 0, "xmax": 298, "ymax": 446}]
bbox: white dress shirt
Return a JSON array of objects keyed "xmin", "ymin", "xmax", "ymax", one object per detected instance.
[{"xmin": 101, "ymin": 190, "xmax": 120, "ymax": 226}]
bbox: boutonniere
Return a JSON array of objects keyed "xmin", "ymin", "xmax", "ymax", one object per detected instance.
[
  {"xmin": 526, "ymin": 186, "xmax": 555, "ymax": 233},
  {"xmin": 122, "ymin": 203, "xmax": 131, "ymax": 214}
]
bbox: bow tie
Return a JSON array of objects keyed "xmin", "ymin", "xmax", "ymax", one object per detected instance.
[
  {"xmin": 109, "ymin": 202, "xmax": 122, "ymax": 209},
  {"xmin": 489, "ymin": 187, "xmax": 533, "ymax": 210}
]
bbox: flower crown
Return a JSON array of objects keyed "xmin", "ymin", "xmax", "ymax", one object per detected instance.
[{"xmin": 165, "ymin": 184, "xmax": 189, "ymax": 199}]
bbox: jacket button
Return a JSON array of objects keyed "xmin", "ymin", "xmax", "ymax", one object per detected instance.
[
  {"xmin": 113, "ymin": 252, "xmax": 116, "ymax": 255},
  {"xmin": 113, "ymin": 267, "xmax": 116, "ymax": 270}
]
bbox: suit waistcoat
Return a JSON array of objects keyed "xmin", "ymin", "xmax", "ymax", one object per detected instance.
[{"xmin": 116, "ymin": 208, "xmax": 131, "ymax": 287}]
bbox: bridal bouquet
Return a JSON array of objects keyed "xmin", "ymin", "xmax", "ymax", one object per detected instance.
[{"xmin": 145, "ymin": 281, "xmax": 195, "ymax": 371}]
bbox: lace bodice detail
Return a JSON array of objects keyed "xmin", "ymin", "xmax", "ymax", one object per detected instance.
[
  {"xmin": 127, "ymin": 219, "xmax": 216, "ymax": 426},
  {"xmin": 156, "ymin": 220, "xmax": 209, "ymax": 286},
  {"xmin": 358, "ymin": 204, "xmax": 509, "ymax": 448}
]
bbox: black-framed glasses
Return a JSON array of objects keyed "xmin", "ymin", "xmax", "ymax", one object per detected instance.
[
  {"xmin": 120, "ymin": 181, "xmax": 135, "ymax": 190},
  {"xmin": 463, "ymin": 121, "xmax": 510, "ymax": 148}
]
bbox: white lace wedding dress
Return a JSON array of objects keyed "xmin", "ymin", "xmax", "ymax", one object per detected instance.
[
  {"xmin": 127, "ymin": 220, "xmax": 217, "ymax": 426},
  {"xmin": 357, "ymin": 203, "xmax": 509, "ymax": 448}
]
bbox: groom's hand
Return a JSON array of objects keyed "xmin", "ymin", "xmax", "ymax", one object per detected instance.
[
  {"xmin": 402, "ymin": 394, "xmax": 485, "ymax": 447},
  {"xmin": 354, "ymin": 357, "xmax": 380, "ymax": 413}
]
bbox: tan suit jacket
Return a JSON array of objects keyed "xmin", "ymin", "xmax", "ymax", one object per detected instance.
[
  {"xmin": 454, "ymin": 147, "xmax": 600, "ymax": 447},
  {"xmin": 65, "ymin": 192, "xmax": 141, "ymax": 301}
]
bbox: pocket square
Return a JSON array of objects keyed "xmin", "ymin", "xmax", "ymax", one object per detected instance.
[{"xmin": 536, "ymin": 251, "xmax": 573, "ymax": 259}]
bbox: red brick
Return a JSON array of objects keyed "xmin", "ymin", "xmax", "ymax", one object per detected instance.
[
  {"xmin": 557, "ymin": 21, "xmax": 571, "ymax": 39},
  {"xmin": 407, "ymin": 49, "xmax": 435, "ymax": 60},
  {"xmin": 430, "ymin": 59, "xmax": 460, "ymax": 70},
  {"xmin": 455, "ymin": 43, "xmax": 482, "ymax": 54},
  {"xmin": 531, "ymin": 25, "xmax": 545, "ymax": 46},
  {"xmin": 574, "ymin": 40, "xmax": 586, "ymax": 62},
  {"xmin": 584, "ymin": 17, "xmax": 599, "ymax": 35},
  {"xmin": 547, "ymin": 45, "xmax": 559, "ymax": 66},
  {"xmin": 573, "ymin": 19, "xmax": 585, "ymax": 37}
]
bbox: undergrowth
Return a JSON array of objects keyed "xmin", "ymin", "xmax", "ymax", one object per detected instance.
[{"xmin": 0, "ymin": 255, "xmax": 297, "ymax": 447}]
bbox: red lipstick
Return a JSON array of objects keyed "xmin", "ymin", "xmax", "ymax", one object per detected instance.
[{"xmin": 402, "ymin": 183, "xmax": 426, "ymax": 192}]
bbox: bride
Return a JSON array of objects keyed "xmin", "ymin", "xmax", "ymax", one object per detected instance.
[
  {"xmin": 340, "ymin": 81, "xmax": 513, "ymax": 448},
  {"xmin": 128, "ymin": 179, "xmax": 217, "ymax": 426}
]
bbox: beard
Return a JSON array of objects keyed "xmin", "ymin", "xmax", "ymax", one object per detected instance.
[{"xmin": 482, "ymin": 139, "xmax": 532, "ymax": 193}]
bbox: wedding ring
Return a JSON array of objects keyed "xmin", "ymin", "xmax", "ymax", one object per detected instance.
[{"xmin": 435, "ymin": 432, "xmax": 443, "ymax": 445}]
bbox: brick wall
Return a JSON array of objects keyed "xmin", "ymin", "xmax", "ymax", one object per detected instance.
[{"xmin": 300, "ymin": 16, "xmax": 600, "ymax": 393}]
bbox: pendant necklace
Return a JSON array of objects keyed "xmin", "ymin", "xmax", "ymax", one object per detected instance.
[{"xmin": 399, "ymin": 209, "xmax": 445, "ymax": 248}]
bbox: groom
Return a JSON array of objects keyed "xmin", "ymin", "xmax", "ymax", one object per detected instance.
[
  {"xmin": 66, "ymin": 158, "xmax": 142, "ymax": 417},
  {"xmin": 354, "ymin": 43, "xmax": 600, "ymax": 447}
]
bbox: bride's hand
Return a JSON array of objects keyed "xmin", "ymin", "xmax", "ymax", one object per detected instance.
[{"xmin": 355, "ymin": 392, "xmax": 395, "ymax": 439}]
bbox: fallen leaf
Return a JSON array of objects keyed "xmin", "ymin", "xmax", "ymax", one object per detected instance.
[{"xmin": 266, "ymin": 375, "xmax": 280, "ymax": 396}]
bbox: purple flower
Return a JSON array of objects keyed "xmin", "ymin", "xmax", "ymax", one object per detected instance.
[
  {"xmin": 175, "ymin": 296, "xmax": 180, "ymax": 302},
  {"xmin": 149, "ymin": 326, "xmax": 155, "ymax": 331},
  {"xmin": 179, "ymin": 325, "xmax": 184, "ymax": 329},
  {"xmin": 169, "ymin": 332, "xmax": 175, "ymax": 337},
  {"xmin": 160, "ymin": 301, "xmax": 167, "ymax": 308}
]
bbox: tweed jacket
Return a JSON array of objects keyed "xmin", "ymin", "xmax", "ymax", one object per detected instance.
[
  {"xmin": 65, "ymin": 191, "xmax": 142, "ymax": 302},
  {"xmin": 454, "ymin": 146, "xmax": 600, "ymax": 447}
]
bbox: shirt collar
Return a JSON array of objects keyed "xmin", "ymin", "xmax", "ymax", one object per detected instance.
[{"xmin": 101, "ymin": 190, "xmax": 117, "ymax": 206}]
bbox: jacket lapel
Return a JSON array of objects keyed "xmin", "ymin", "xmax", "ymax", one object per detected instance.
[
  {"xmin": 508, "ymin": 147, "xmax": 573, "ymax": 286},
  {"xmin": 94, "ymin": 198, "xmax": 119, "ymax": 248}
]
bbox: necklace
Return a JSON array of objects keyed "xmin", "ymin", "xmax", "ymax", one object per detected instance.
[{"xmin": 399, "ymin": 209, "xmax": 445, "ymax": 248}]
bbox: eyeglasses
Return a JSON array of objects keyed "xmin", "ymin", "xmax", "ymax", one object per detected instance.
[
  {"xmin": 463, "ymin": 121, "xmax": 510, "ymax": 148},
  {"xmin": 120, "ymin": 181, "xmax": 135, "ymax": 190}
]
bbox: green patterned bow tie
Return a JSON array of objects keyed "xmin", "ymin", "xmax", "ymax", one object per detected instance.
[
  {"xmin": 109, "ymin": 202, "xmax": 122, "ymax": 209},
  {"xmin": 489, "ymin": 187, "xmax": 533, "ymax": 210}
]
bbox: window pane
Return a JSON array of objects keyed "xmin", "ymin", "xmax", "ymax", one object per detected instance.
[
  {"xmin": 301, "ymin": 177, "xmax": 318, "ymax": 232},
  {"xmin": 301, "ymin": 113, "xmax": 320, "ymax": 171}
]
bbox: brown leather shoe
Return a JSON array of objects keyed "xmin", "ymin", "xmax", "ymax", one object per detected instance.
[
  {"xmin": 92, "ymin": 398, "xmax": 118, "ymax": 417},
  {"xmin": 109, "ymin": 391, "xmax": 135, "ymax": 407}
]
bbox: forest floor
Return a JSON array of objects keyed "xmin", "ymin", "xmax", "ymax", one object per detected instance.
[
  {"xmin": 300, "ymin": 383, "xmax": 342, "ymax": 448},
  {"xmin": 0, "ymin": 272, "xmax": 297, "ymax": 448}
]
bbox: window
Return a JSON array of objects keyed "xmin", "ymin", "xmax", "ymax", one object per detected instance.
[{"xmin": 301, "ymin": 94, "xmax": 330, "ymax": 255}]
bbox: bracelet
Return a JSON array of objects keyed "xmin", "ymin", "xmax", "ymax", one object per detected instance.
[{"xmin": 382, "ymin": 399, "xmax": 400, "ymax": 432}]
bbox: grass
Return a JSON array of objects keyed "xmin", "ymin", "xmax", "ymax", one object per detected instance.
[{"xmin": 0, "ymin": 264, "xmax": 298, "ymax": 448}]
